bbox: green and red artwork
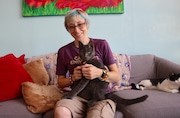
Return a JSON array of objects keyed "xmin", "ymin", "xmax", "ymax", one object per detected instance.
[{"xmin": 22, "ymin": 0, "xmax": 124, "ymax": 17}]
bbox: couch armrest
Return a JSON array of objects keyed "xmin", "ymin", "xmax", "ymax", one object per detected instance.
[{"xmin": 155, "ymin": 56, "xmax": 180, "ymax": 78}]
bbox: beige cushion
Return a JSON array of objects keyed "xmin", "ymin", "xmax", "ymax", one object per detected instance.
[
  {"xmin": 22, "ymin": 82, "xmax": 62, "ymax": 113},
  {"xmin": 26, "ymin": 52, "xmax": 58, "ymax": 85},
  {"xmin": 23, "ymin": 59, "xmax": 49, "ymax": 85}
]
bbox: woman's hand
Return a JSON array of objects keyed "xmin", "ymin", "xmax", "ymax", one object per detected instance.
[
  {"xmin": 72, "ymin": 66, "xmax": 82, "ymax": 81},
  {"xmin": 81, "ymin": 64, "xmax": 102, "ymax": 80},
  {"xmin": 57, "ymin": 66, "xmax": 83, "ymax": 88}
]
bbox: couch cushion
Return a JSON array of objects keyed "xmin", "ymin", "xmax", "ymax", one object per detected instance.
[
  {"xmin": 22, "ymin": 82, "xmax": 62, "ymax": 113},
  {"xmin": 0, "ymin": 98, "xmax": 42, "ymax": 118},
  {"xmin": 17, "ymin": 54, "xmax": 26, "ymax": 64},
  {"xmin": 23, "ymin": 59, "xmax": 49, "ymax": 85},
  {"xmin": 113, "ymin": 53, "xmax": 131, "ymax": 86},
  {"xmin": 26, "ymin": 52, "xmax": 57, "ymax": 85},
  {"xmin": 129, "ymin": 54, "xmax": 156, "ymax": 83},
  {"xmin": 0, "ymin": 54, "xmax": 33, "ymax": 101},
  {"xmin": 106, "ymin": 53, "xmax": 131, "ymax": 93},
  {"xmin": 114, "ymin": 89, "xmax": 180, "ymax": 118}
]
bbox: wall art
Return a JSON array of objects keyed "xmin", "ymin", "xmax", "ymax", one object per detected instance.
[{"xmin": 22, "ymin": 0, "xmax": 124, "ymax": 17}]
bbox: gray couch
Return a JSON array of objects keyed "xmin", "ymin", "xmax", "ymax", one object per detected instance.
[{"xmin": 1, "ymin": 54, "xmax": 180, "ymax": 118}]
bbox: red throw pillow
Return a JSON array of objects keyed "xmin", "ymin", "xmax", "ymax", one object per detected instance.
[
  {"xmin": 17, "ymin": 54, "xmax": 26, "ymax": 64},
  {"xmin": 0, "ymin": 54, "xmax": 33, "ymax": 101}
]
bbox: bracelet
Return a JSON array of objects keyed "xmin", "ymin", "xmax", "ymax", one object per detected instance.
[
  {"xmin": 69, "ymin": 75, "xmax": 74, "ymax": 84},
  {"xmin": 100, "ymin": 70, "xmax": 108, "ymax": 81}
]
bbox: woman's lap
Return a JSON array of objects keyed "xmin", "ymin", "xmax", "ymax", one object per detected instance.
[{"xmin": 55, "ymin": 96, "xmax": 116, "ymax": 118}]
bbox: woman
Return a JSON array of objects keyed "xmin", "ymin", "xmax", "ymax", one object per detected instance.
[{"xmin": 54, "ymin": 8, "xmax": 120, "ymax": 118}]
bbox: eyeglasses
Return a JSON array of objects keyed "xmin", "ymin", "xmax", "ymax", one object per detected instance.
[{"xmin": 67, "ymin": 22, "xmax": 86, "ymax": 31}]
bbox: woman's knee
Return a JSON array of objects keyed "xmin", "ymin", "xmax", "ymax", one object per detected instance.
[{"xmin": 54, "ymin": 107, "xmax": 71, "ymax": 118}]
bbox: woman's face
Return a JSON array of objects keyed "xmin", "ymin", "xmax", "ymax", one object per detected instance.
[{"xmin": 66, "ymin": 15, "xmax": 88, "ymax": 42}]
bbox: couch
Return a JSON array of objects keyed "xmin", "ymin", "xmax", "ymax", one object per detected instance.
[{"xmin": 1, "ymin": 52, "xmax": 180, "ymax": 118}]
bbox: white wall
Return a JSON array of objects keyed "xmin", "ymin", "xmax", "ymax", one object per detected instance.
[{"xmin": 0, "ymin": 0, "xmax": 180, "ymax": 64}]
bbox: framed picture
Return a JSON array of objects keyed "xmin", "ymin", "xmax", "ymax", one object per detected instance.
[{"xmin": 22, "ymin": 0, "xmax": 124, "ymax": 17}]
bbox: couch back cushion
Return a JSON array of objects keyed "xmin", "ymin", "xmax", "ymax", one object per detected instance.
[
  {"xmin": 26, "ymin": 52, "xmax": 57, "ymax": 85},
  {"xmin": 113, "ymin": 53, "xmax": 131, "ymax": 86},
  {"xmin": 129, "ymin": 54, "xmax": 156, "ymax": 83},
  {"xmin": 106, "ymin": 53, "xmax": 131, "ymax": 93},
  {"xmin": 23, "ymin": 59, "xmax": 49, "ymax": 85}
]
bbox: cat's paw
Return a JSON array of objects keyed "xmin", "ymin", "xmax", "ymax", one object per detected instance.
[
  {"xmin": 131, "ymin": 83, "xmax": 142, "ymax": 90},
  {"xmin": 171, "ymin": 89, "xmax": 179, "ymax": 93},
  {"xmin": 139, "ymin": 86, "xmax": 145, "ymax": 90}
]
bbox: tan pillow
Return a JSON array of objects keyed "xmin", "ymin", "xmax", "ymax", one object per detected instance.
[
  {"xmin": 23, "ymin": 59, "xmax": 49, "ymax": 85},
  {"xmin": 22, "ymin": 82, "xmax": 62, "ymax": 113}
]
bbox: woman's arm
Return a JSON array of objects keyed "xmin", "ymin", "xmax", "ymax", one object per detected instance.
[
  {"xmin": 57, "ymin": 75, "xmax": 72, "ymax": 88},
  {"xmin": 106, "ymin": 63, "xmax": 120, "ymax": 83},
  {"xmin": 81, "ymin": 63, "xmax": 120, "ymax": 83},
  {"xmin": 57, "ymin": 66, "xmax": 83, "ymax": 88}
]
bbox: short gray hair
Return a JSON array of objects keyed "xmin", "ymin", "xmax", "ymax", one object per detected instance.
[{"xmin": 64, "ymin": 8, "xmax": 90, "ymax": 30}]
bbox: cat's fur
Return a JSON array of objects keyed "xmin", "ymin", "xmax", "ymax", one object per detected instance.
[
  {"xmin": 63, "ymin": 40, "xmax": 148, "ymax": 107},
  {"xmin": 131, "ymin": 73, "xmax": 180, "ymax": 93}
]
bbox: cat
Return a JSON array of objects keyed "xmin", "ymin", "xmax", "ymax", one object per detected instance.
[
  {"xmin": 131, "ymin": 72, "xmax": 180, "ymax": 93},
  {"xmin": 63, "ymin": 40, "xmax": 148, "ymax": 107}
]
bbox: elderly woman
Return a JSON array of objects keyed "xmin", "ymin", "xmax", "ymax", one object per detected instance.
[{"xmin": 54, "ymin": 8, "xmax": 120, "ymax": 118}]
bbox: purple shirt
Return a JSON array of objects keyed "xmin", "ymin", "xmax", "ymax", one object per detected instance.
[{"xmin": 56, "ymin": 38, "xmax": 115, "ymax": 76}]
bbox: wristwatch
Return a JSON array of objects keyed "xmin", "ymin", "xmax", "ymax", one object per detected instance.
[{"xmin": 100, "ymin": 70, "xmax": 108, "ymax": 81}]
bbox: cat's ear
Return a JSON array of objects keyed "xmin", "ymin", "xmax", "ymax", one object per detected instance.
[
  {"xmin": 89, "ymin": 40, "xmax": 94, "ymax": 46},
  {"xmin": 169, "ymin": 72, "xmax": 176, "ymax": 80},
  {"xmin": 170, "ymin": 72, "xmax": 180, "ymax": 81},
  {"xmin": 89, "ymin": 40, "xmax": 94, "ymax": 48},
  {"xmin": 169, "ymin": 72, "xmax": 175, "ymax": 77},
  {"xmin": 89, "ymin": 40, "xmax": 95, "ymax": 56}
]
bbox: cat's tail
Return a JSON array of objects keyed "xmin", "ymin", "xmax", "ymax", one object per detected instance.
[{"xmin": 106, "ymin": 93, "xmax": 148, "ymax": 106}]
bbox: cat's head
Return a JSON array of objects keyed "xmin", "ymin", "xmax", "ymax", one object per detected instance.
[
  {"xmin": 79, "ymin": 40, "xmax": 95, "ymax": 62},
  {"xmin": 169, "ymin": 72, "xmax": 180, "ymax": 84}
]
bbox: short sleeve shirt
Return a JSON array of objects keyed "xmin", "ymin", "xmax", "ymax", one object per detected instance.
[{"xmin": 56, "ymin": 38, "xmax": 115, "ymax": 76}]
